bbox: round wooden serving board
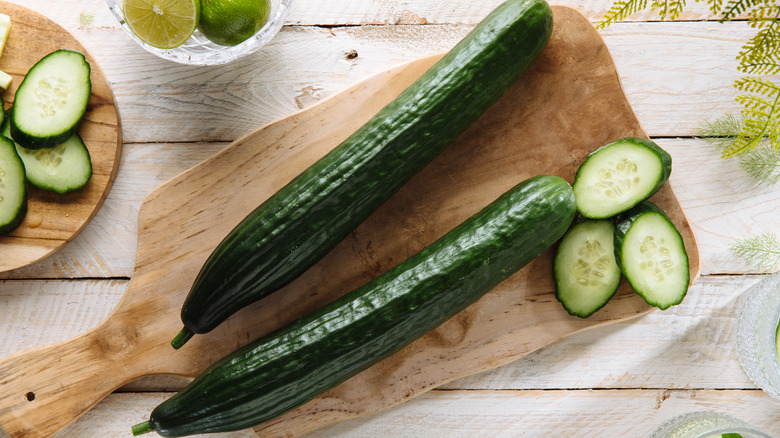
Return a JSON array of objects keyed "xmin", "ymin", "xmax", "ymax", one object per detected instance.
[
  {"xmin": 0, "ymin": 1, "xmax": 121, "ymax": 272},
  {"xmin": 0, "ymin": 6, "xmax": 698, "ymax": 438}
]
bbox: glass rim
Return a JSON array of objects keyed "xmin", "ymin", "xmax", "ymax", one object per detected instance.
[{"xmin": 104, "ymin": 0, "xmax": 295, "ymax": 66}]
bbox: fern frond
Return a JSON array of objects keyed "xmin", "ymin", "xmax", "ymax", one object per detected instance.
[
  {"xmin": 736, "ymin": 76, "xmax": 780, "ymax": 94},
  {"xmin": 720, "ymin": 0, "xmax": 765, "ymax": 22},
  {"xmin": 731, "ymin": 232, "xmax": 780, "ymax": 272},
  {"xmin": 78, "ymin": 11, "xmax": 94, "ymax": 28},
  {"xmin": 651, "ymin": 0, "xmax": 687, "ymax": 19},
  {"xmin": 699, "ymin": 113, "xmax": 744, "ymax": 152},
  {"xmin": 738, "ymin": 21, "xmax": 780, "ymax": 74},
  {"xmin": 597, "ymin": 0, "xmax": 648, "ymax": 29},
  {"xmin": 723, "ymin": 77, "xmax": 780, "ymax": 157},
  {"xmin": 739, "ymin": 146, "xmax": 780, "ymax": 185},
  {"xmin": 710, "ymin": 0, "xmax": 725, "ymax": 16},
  {"xmin": 747, "ymin": 4, "xmax": 780, "ymax": 28}
]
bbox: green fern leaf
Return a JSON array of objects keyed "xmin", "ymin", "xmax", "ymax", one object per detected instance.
[
  {"xmin": 738, "ymin": 22, "xmax": 780, "ymax": 74},
  {"xmin": 597, "ymin": 0, "xmax": 648, "ymax": 29},
  {"xmin": 731, "ymin": 232, "xmax": 780, "ymax": 272},
  {"xmin": 739, "ymin": 146, "xmax": 780, "ymax": 185},
  {"xmin": 699, "ymin": 113, "xmax": 745, "ymax": 152},
  {"xmin": 710, "ymin": 0, "xmax": 725, "ymax": 15},
  {"xmin": 722, "ymin": 77, "xmax": 780, "ymax": 157},
  {"xmin": 651, "ymin": 0, "xmax": 687, "ymax": 19},
  {"xmin": 721, "ymin": 0, "xmax": 765, "ymax": 22}
]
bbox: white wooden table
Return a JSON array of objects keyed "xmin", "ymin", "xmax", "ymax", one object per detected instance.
[{"xmin": 1, "ymin": 0, "xmax": 779, "ymax": 436}]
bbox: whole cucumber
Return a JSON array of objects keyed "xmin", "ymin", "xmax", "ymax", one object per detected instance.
[
  {"xmin": 171, "ymin": 0, "xmax": 555, "ymax": 348},
  {"xmin": 133, "ymin": 174, "xmax": 576, "ymax": 436}
]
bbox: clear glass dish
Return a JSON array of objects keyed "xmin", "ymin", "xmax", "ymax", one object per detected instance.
[
  {"xmin": 735, "ymin": 271, "xmax": 780, "ymax": 400},
  {"xmin": 104, "ymin": 0, "xmax": 294, "ymax": 65},
  {"xmin": 650, "ymin": 411, "xmax": 773, "ymax": 438}
]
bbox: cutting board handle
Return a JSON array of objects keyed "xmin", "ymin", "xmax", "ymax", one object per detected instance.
[{"xmin": 0, "ymin": 319, "xmax": 149, "ymax": 438}]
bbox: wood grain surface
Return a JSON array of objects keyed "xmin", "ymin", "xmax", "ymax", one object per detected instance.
[
  {"xmin": 0, "ymin": 6, "xmax": 701, "ymax": 438},
  {"xmin": 0, "ymin": 1, "xmax": 121, "ymax": 273}
]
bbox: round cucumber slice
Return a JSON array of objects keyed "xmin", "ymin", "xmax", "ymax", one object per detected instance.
[
  {"xmin": 573, "ymin": 137, "xmax": 671, "ymax": 219},
  {"xmin": 554, "ymin": 219, "xmax": 622, "ymax": 318},
  {"xmin": 3, "ymin": 113, "xmax": 92, "ymax": 194},
  {"xmin": 14, "ymin": 133, "xmax": 92, "ymax": 194},
  {"xmin": 614, "ymin": 202, "xmax": 689, "ymax": 310},
  {"xmin": 10, "ymin": 49, "xmax": 91, "ymax": 149}
]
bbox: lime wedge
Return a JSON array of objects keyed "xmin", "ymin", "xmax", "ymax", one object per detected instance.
[{"xmin": 123, "ymin": 0, "xmax": 200, "ymax": 49}]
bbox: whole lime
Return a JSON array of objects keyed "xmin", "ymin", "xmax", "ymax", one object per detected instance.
[{"xmin": 199, "ymin": 0, "xmax": 271, "ymax": 46}]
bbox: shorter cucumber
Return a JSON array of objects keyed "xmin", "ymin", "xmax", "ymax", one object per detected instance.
[
  {"xmin": 613, "ymin": 201, "xmax": 689, "ymax": 310},
  {"xmin": 0, "ymin": 135, "xmax": 26, "ymax": 234},
  {"xmin": 573, "ymin": 137, "xmax": 671, "ymax": 219},
  {"xmin": 10, "ymin": 49, "xmax": 91, "ymax": 149},
  {"xmin": 554, "ymin": 219, "xmax": 622, "ymax": 318},
  {"xmin": 3, "ymin": 114, "xmax": 92, "ymax": 194}
]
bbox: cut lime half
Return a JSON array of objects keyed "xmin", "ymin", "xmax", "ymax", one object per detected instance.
[{"xmin": 123, "ymin": 0, "xmax": 200, "ymax": 49}]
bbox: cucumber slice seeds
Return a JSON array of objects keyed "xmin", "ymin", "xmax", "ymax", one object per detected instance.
[
  {"xmin": 554, "ymin": 219, "xmax": 622, "ymax": 318},
  {"xmin": 3, "ymin": 114, "xmax": 92, "ymax": 194},
  {"xmin": 573, "ymin": 137, "xmax": 671, "ymax": 219},
  {"xmin": 14, "ymin": 133, "xmax": 92, "ymax": 194},
  {"xmin": 614, "ymin": 202, "xmax": 689, "ymax": 310},
  {"xmin": 10, "ymin": 49, "xmax": 91, "ymax": 149}
]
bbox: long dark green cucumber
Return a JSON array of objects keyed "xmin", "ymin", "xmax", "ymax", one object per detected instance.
[
  {"xmin": 171, "ymin": 0, "xmax": 555, "ymax": 348},
  {"xmin": 133, "ymin": 175, "xmax": 576, "ymax": 436}
]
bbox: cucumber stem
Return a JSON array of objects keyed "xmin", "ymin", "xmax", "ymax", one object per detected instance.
[
  {"xmin": 171, "ymin": 327, "xmax": 194, "ymax": 349},
  {"xmin": 131, "ymin": 421, "xmax": 154, "ymax": 436}
]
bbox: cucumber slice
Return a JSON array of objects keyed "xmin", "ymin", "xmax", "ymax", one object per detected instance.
[
  {"xmin": 0, "ymin": 135, "xmax": 27, "ymax": 234},
  {"xmin": 554, "ymin": 219, "xmax": 622, "ymax": 318},
  {"xmin": 10, "ymin": 49, "xmax": 91, "ymax": 149},
  {"xmin": 3, "ymin": 113, "xmax": 92, "ymax": 194},
  {"xmin": 614, "ymin": 201, "xmax": 689, "ymax": 310},
  {"xmin": 573, "ymin": 137, "xmax": 671, "ymax": 219}
]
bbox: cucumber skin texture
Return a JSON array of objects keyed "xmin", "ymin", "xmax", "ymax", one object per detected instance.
[
  {"xmin": 574, "ymin": 137, "xmax": 672, "ymax": 219},
  {"xmin": 0, "ymin": 136, "xmax": 27, "ymax": 235},
  {"xmin": 144, "ymin": 175, "xmax": 576, "ymax": 436},
  {"xmin": 613, "ymin": 201, "xmax": 689, "ymax": 310},
  {"xmin": 178, "ymin": 0, "xmax": 555, "ymax": 339},
  {"xmin": 10, "ymin": 49, "xmax": 91, "ymax": 149}
]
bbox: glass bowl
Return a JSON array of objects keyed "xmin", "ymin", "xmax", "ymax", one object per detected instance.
[
  {"xmin": 735, "ymin": 271, "xmax": 780, "ymax": 400},
  {"xmin": 104, "ymin": 0, "xmax": 294, "ymax": 65},
  {"xmin": 650, "ymin": 411, "xmax": 773, "ymax": 438}
]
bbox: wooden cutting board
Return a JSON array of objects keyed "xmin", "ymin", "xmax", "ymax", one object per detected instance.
[
  {"xmin": 0, "ymin": 6, "xmax": 700, "ymax": 438},
  {"xmin": 0, "ymin": 2, "xmax": 121, "ymax": 273}
]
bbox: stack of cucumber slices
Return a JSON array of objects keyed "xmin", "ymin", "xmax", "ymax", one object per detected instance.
[
  {"xmin": 0, "ymin": 49, "xmax": 93, "ymax": 235},
  {"xmin": 555, "ymin": 137, "xmax": 689, "ymax": 317}
]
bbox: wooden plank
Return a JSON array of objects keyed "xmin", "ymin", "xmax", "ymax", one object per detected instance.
[
  {"xmin": 0, "ymin": 1, "xmax": 755, "ymax": 142},
  {"xmin": 64, "ymin": 22, "xmax": 748, "ymax": 143},
  {"xmin": 304, "ymin": 389, "xmax": 780, "ymax": 437},
  {"xmin": 1, "ymin": 0, "xmax": 737, "ymax": 26},
  {"xmin": 0, "ymin": 275, "xmax": 767, "ymax": 392},
  {"xmin": 0, "ymin": 389, "xmax": 775, "ymax": 438}
]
